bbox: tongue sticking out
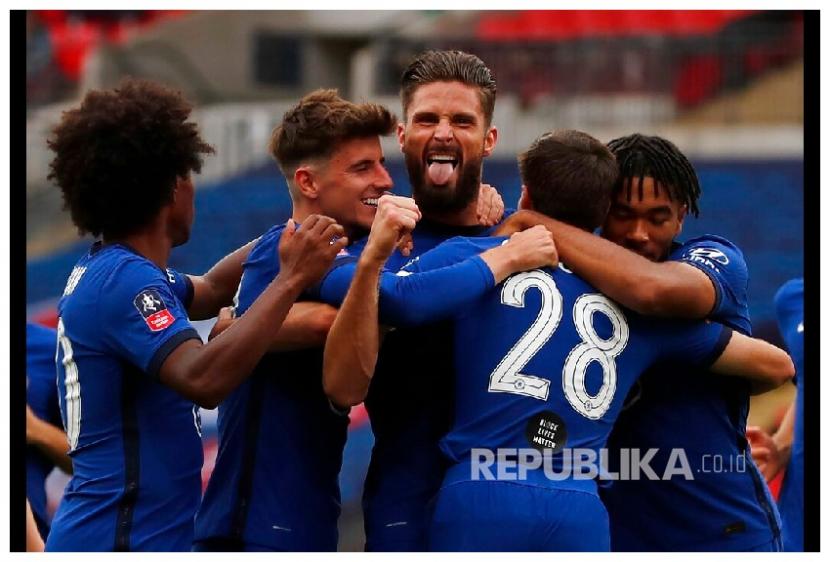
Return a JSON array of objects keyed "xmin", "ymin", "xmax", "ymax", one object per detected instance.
[{"xmin": 428, "ymin": 162, "xmax": 454, "ymax": 185}]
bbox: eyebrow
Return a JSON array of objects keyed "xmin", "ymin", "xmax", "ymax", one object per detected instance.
[{"xmin": 411, "ymin": 110, "xmax": 478, "ymax": 121}]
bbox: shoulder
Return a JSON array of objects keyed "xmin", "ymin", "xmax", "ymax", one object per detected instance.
[
  {"xmin": 775, "ymin": 277, "xmax": 804, "ymax": 304},
  {"xmin": 443, "ymin": 235, "xmax": 504, "ymax": 252},
  {"xmin": 672, "ymin": 234, "xmax": 746, "ymax": 267},
  {"xmin": 247, "ymin": 224, "xmax": 285, "ymax": 261}
]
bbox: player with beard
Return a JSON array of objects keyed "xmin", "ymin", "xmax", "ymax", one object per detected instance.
[
  {"xmin": 322, "ymin": 129, "xmax": 793, "ymax": 551},
  {"xmin": 307, "ymin": 50, "xmax": 505, "ymax": 551},
  {"xmin": 192, "ymin": 88, "xmax": 530, "ymax": 551},
  {"xmin": 494, "ymin": 133, "xmax": 783, "ymax": 551}
]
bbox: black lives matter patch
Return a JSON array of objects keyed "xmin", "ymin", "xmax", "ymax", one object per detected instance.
[
  {"xmin": 133, "ymin": 289, "xmax": 175, "ymax": 332},
  {"xmin": 525, "ymin": 410, "xmax": 568, "ymax": 453}
]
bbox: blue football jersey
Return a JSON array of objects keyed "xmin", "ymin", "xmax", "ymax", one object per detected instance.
[
  {"xmin": 774, "ymin": 278, "xmax": 804, "ymax": 551},
  {"xmin": 46, "ymin": 243, "xmax": 203, "ymax": 552},
  {"xmin": 600, "ymin": 235, "xmax": 782, "ymax": 551},
  {"xmin": 396, "ymin": 237, "xmax": 731, "ymax": 487},
  {"xmin": 321, "ymin": 218, "xmax": 504, "ymax": 551},
  {"xmin": 194, "ymin": 223, "xmax": 349, "ymax": 551},
  {"xmin": 26, "ymin": 322, "xmax": 62, "ymax": 540}
]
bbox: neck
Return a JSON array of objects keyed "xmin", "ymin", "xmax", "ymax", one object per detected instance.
[
  {"xmin": 421, "ymin": 197, "xmax": 480, "ymax": 227},
  {"xmin": 106, "ymin": 221, "xmax": 173, "ymax": 270}
]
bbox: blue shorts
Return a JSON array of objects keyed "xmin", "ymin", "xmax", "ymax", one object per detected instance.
[{"xmin": 428, "ymin": 466, "xmax": 609, "ymax": 552}]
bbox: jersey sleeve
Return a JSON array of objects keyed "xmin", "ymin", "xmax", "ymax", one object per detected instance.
[
  {"xmin": 671, "ymin": 236, "xmax": 749, "ymax": 323},
  {"xmin": 100, "ymin": 259, "xmax": 201, "ymax": 379},
  {"xmin": 165, "ymin": 267, "xmax": 195, "ymax": 310},
  {"xmin": 400, "ymin": 235, "xmax": 506, "ymax": 273},
  {"xmin": 644, "ymin": 317, "xmax": 734, "ymax": 369},
  {"xmin": 309, "ymin": 236, "xmax": 502, "ymax": 326}
]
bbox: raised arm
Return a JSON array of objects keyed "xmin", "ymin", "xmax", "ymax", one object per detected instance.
[
  {"xmin": 323, "ymin": 196, "xmax": 558, "ymax": 407},
  {"xmin": 709, "ymin": 331, "xmax": 795, "ymax": 394},
  {"xmin": 323, "ymin": 196, "xmax": 419, "ymax": 407},
  {"xmin": 159, "ymin": 215, "xmax": 347, "ymax": 409},
  {"xmin": 495, "ymin": 210, "xmax": 716, "ymax": 318}
]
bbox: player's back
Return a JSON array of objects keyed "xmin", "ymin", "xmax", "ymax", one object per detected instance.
[
  {"xmin": 441, "ymin": 262, "xmax": 729, "ymax": 489},
  {"xmin": 47, "ymin": 243, "xmax": 203, "ymax": 551}
]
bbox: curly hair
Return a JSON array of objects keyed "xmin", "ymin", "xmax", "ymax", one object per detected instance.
[
  {"xmin": 607, "ymin": 133, "xmax": 701, "ymax": 217},
  {"xmin": 47, "ymin": 78, "xmax": 214, "ymax": 239},
  {"xmin": 269, "ymin": 89, "xmax": 397, "ymax": 178},
  {"xmin": 400, "ymin": 50, "xmax": 497, "ymax": 125},
  {"xmin": 518, "ymin": 130, "xmax": 619, "ymax": 231}
]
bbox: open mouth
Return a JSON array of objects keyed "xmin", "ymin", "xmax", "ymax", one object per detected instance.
[
  {"xmin": 361, "ymin": 192, "xmax": 391, "ymax": 207},
  {"xmin": 425, "ymin": 153, "xmax": 459, "ymax": 185}
]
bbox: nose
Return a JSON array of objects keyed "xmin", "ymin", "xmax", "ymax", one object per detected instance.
[
  {"xmin": 627, "ymin": 220, "xmax": 650, "ymax": 244},
  {"xmin": 375, "ymin": 163, "xmax": 393, "ymax": 190},
  {"xmin": 433, "ymin": 118, "xmax": 453, "ymax": 142}
]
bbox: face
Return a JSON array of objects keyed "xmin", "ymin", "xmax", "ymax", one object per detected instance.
[
  {"xmin": 601, "ymin": 177, "xmax": 686, "ymax": 262},
  {"xmin": 398, "ymin": 81, "xmax": 497, "ymax": 214},
  {"xmin": 309, "ymin": 136, "xmax": 393, "ymax": 232},
  {"xmin": 170, "ymin": 175, "xmax": 196, "ymax": 247}
]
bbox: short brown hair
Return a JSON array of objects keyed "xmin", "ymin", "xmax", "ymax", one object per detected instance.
[
  {"xmin": 269, "ymin": 89, "xmax": 396, "ymax": 177},
  {"xmin": 400, "ymin": 50, "xmax": 497, "ymax": 125},
  {"xmin": 518, "ymin": 130, "xmax": 619, "ymax": 231}
]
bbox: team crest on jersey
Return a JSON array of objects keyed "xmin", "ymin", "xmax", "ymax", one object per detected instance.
[{"xmin": 133, "ymin": 289, "xmax": 175, "ymax": 332}]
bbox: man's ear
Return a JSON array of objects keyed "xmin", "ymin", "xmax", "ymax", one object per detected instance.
[
  {"xmin": 482, "ymin": 126, "xmax": 498, "ymax": 158},
  {"xmin": 294, "ymin": 166, "xmax": 319, "ymax": 199},
  {"xmin": 397, "ymin": 122, "xmax": 406, "ymax": 152},
  {"xmin": 518, "ymin": 185, "xmax": 533, "ymax": 210}
]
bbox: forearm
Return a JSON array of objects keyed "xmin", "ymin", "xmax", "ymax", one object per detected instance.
[
  {"xmin": 187, "ymin": 240, "xmax": 256, "ymax": 320},
  {"xmin": 711, "ymin": 331, "xmax": 795, "ymax": 393},
  {"xmin": 28, "ymin": 418, "xmax": 72, "ymax": 474},
  {"xmin": 524, "ymin": 214, "xmax": 712, "ymax": 317},
  {"xmin": 323, "ymin": 256, "xmax": 384, "ymax": 407},
  {"xmin": 377, "ymin": 256, "xmax": 495, "ymax": 326},
  {"xmin": 161, "ymin": 273, "xmax": 305, "ymax": 408},
  {"xmin": 209, "ymin": 302, "xmax": 337, "ymax": 351},
  {"xmin": 772, "ymin": 400, "xmax": 796, "ymax": 463}
]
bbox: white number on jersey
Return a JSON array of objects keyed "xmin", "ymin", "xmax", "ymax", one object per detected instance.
[
  {"xmin": 56, "ymin": 318, "xmax": 81, "ymax": 451},
  {"xmin": 489, "ymin": 270, "xmax": 563, "ymax": 400},
  {"xmin": 488, "ymin": 270, "xmax": 629, "ymax": 420}
]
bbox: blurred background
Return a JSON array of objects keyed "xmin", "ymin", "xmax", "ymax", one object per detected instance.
[{"xmin": 25, "ymin": 10, "xmax": 804, "ymax": 551}]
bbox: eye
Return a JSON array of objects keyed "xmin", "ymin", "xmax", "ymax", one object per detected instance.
[{"xmin": 414, "ymin": 114, "xmax": 438, "ymax": 125}]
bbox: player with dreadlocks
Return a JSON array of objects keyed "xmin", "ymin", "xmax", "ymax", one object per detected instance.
[{"xmin": 495, "ymin": 132, "xmax": 783, "ymax": 551}]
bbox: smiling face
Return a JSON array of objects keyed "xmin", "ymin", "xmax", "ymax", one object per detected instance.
[
  {"xmin": 308, "ymin": 135, "xmax": 393, "ymax": 232},
  {"xmin": 398, "ymin": 80, "xmax": 497, "ymax": 215},
  {"xmin": 601, "ymin": 176, "xmax": 686, "ymax": 262}
]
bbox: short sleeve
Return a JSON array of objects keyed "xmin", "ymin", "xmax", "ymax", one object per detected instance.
[
  {"xmin": 165, "ymin": 267, "xmax": 194, "ymax": 310},
  {"xmin": 670, "ymin": 236, "xmax": 749, "ymax": 326},
  {"xmin": 100, "ymin": 259, "xmax": 201, "ymax": 378}
]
